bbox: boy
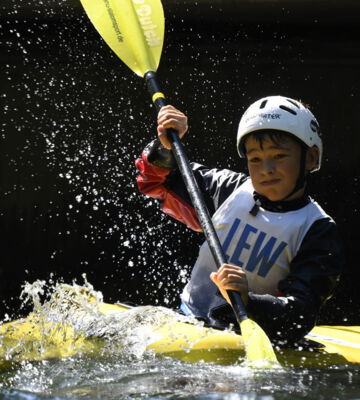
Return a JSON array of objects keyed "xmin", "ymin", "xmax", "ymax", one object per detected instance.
[{"xmin": 135, "ymin": 96, "xmax": 343, "ymax": 345}]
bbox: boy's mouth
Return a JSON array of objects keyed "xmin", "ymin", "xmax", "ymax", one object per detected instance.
[{"xmin": 260, "ymin": 179, "xmax": 281, "ymax": 186}]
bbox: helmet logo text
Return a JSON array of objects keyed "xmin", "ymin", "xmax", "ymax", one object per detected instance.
[{"xmin": 245, "ymin": 113, "xmax": 281, "ymax": 123}]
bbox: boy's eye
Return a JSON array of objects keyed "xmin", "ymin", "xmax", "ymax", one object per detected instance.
[
  {"xmin": 248, "ymin": 156, "xmax": 261, "ymax": 163},
  {"xmin": 274, "ymin": 153, "xmax": 287, "ymax": 159}
]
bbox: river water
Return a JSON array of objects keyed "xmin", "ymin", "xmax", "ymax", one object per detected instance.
[
  {"xmin": 0, "ymin": 282, "xmax": 359, "ymax": 400},
  {"xmin": 1, "ymin": 355, "xmax": 360, "ymax": 400}
]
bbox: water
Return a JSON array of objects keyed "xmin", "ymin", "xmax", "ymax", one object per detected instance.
[
  {"xmin": 0, "ymin": 282, "xmax": 359, "ymax": 400},
  {"xmin": 0, "ymin": 355, "xmax": 360, "ymax": 400}
]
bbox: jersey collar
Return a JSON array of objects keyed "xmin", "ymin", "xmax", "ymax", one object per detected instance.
[{"xmin": 250, "ymin": 191, "xmax": 311, "ymax": 215}]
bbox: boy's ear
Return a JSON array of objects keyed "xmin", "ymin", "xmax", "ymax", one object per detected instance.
[{"xmin": 306, "ymin": 146, "xmax": 320, "ymax": 171}]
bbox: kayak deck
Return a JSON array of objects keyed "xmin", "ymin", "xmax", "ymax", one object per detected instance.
[{"xmin": 1, "ymin": 299, "xmax": 359, "ymax": 369}]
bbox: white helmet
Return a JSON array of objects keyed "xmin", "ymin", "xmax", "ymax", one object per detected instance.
[{"xmin": 237, "ymin": 96, "xmax": 322, "ymax": 171}]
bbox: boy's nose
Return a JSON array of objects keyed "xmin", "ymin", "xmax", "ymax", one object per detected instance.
[{"xmin": 262, "ymin": 159, "xmax": 275, "ymax": 174}]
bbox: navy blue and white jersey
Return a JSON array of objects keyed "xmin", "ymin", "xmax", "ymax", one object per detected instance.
[{"xmin": 181, "ymin": 178, "xmax": 331, "ymax": 321}]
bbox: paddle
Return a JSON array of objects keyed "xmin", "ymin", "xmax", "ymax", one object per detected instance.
[{"xmin": 79, "ymin": 0, "xmax": 278, "ymax": 366}]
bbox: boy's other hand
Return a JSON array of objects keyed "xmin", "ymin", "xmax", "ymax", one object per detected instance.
[
  {"xmin": 157, "ymin": 105, "xmax": 188, "ymax": 149},
  {"xmin": 210, "ymin": 264, "xmax": 249, "ymax": 306}
]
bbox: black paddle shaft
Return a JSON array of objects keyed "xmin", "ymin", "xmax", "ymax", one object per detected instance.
[{"xmin": 145, "ymin": 71, "xmax": 248, "ymax": 323}]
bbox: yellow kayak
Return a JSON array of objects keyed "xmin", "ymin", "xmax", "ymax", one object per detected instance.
[{"xmin": 1, "ymin": 287, "xmax": 359, "ymax": 369}]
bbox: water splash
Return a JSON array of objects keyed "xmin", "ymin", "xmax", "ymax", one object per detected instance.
[{"xmin": 0, "ymin": 278, "xmax": 202, "ymax": 367}]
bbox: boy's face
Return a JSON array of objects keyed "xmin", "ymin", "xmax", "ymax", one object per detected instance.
[{"xmin": 245, "ymin": 134, "xmax": 303, "ymax": 201}]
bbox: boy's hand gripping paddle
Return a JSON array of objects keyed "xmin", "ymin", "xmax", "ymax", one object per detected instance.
[{"xmin": 79, "ymin": 0, "xmax": 279, "ymax": 366}]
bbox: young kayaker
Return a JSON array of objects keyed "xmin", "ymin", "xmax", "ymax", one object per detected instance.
[{"xmin": 135, "ymin": 96, "xmax": 344, "ymax": 345}]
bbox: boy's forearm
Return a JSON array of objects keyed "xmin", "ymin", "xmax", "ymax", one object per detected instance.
[
  {"xmin": 135, "ymin": 143, "xmax": 202, "ymax": 231},
  {"xmin": 246, "ymin": 292, "xmax": 318, "ymax": 345}
]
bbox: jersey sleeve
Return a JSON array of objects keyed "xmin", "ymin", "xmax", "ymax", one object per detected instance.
[
  {"xmin": 135, "ymin": 139, "xmax": 248, "ymax": 231},
  {"xmin": 245, "ymin": 217, "xmax": 344, "ymax": 345}
]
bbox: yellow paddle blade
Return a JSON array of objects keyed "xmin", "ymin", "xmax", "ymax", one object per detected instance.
[
  {"xmin": 240, "ymin": 319, "xmax": 280, "ymax": 368},
  {"xmin": 80, "ymin": 0, "xmax": 164, "ymax": 76}
]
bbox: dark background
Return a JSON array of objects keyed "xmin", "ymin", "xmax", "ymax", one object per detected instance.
[{"xmin": 1, "ymin": 0, "xmax": 359, "ymax": 324}]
